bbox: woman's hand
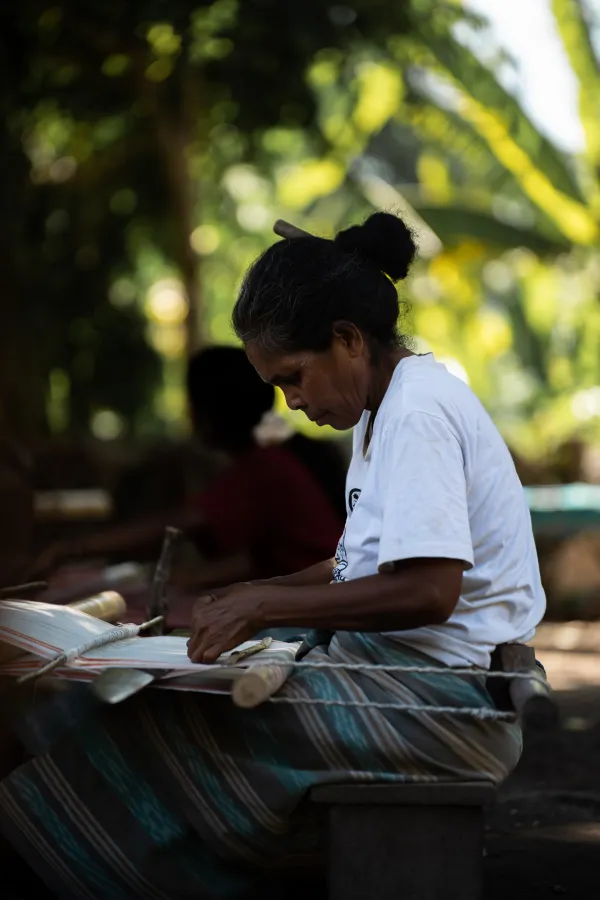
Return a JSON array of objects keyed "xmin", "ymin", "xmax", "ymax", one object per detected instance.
[{"xmin": 187, "ymin": 583, "xmax": 265, "ymax": 664}]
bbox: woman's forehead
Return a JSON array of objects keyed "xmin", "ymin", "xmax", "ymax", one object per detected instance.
[{"xmin": 245, "ymin": 345, "xmax": 307, "ymax": 383}]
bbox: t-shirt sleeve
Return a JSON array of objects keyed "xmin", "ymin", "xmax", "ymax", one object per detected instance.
[{"xmin": 376, "ymin": 411, "xmax": 474, "ymax": 572}]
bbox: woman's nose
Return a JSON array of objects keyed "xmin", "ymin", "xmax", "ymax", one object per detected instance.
[{"xmin": 283, "ymin": 388, "xmax": 305, "ymax": 412}]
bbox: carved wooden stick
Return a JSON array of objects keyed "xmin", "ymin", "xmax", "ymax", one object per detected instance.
[
  {"xmin": 231, "ymin": 663, "xmax": 293, "ymax": 709},
  {"xmin": 146, "ymin": 526, "xmax": 182, "ymax": 635},
  {"xmin": 273, "ymin": 219, "xmax": 314, "ymax": 240},
  {"xmin": 0, "ymin": 582, "xmax": 47, "ymax": 599},
  {"xmin": 16, "ymin": 615, "xmax": 164, "ymax": 685}
]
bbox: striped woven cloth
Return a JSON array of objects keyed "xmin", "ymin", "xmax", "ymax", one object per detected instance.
[{"xmin": 0, "ymin": 631, "xmax": 521, "ymax": 900}]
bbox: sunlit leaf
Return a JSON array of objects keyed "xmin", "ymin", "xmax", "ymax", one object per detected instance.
[
  {"xmin": 455, "ymin": 95, "xmax": 598, "ymax": 245},
  {"xmin": 145, "ymin": 59, "xmax": 173, "ymax": 82},
  {"xmin": 416, "ymin": 152, "xmax": 452, "ymax": 203},
  {"xmin": 146, "ymin": 24, "xmax": 181, "ymax": 57},
  {"xmin": 552, "ymin": 0, "xmax": 600, "ymax": 184},
  {"xmin": 352, "ymin": 63, "xmax": 404, "ymax": 134},
  {"xmin": 415, "ymin": 27, "xmax": 586, "ymax": 204},
  {"xmin": 101, "ymin": 54, "xmax": 130, "ymax": 78},
  {"xmin": 415, "ymin": 205, "xmax": 570, "ymax": 254},
  {"xmin": 277, "ymin": 158, "xmax": 345, "ymax": 208}
]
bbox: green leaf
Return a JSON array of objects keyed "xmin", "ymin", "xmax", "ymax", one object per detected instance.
[
  {"xmin": 416, "ymin": 27, "xmax": 586, "ymax": 204},
  {"xmin": 414, "ymin": 204, "xmax": 571, "ymax": 255},
  {"xmin": 552, "ymin": 0, "xmax": 600, "ymax": 172}
]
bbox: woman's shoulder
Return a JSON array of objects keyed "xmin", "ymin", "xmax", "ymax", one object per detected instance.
[{"xmin": 380, "ymin": 354, "xmax": 483, "ymax": 438}]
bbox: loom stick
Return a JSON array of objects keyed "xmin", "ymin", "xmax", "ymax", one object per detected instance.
[
  {"xmin": 0, "ymin": 581, "xmax": 47, "ymax": 599},
  {"xmin": 231, "ymin": 662, "xmax": 293, "ymax": 709},
  {"xmin": 16, "ymin": 615, "xmax": 163, "ymax": 685},
  {"xmin": 146, "ymin": 526, "xmax": 182, "ymax": 635}
]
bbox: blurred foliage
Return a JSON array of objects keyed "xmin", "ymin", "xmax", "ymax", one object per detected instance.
[
  {"xmin": 0, "ymin": 0, "xmax": 415, "ymax": 439},
  {"xmin": 2, "ymin": 0, "xmax": 600, "ymax": 468}
]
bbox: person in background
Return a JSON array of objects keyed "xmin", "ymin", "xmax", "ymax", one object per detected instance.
[{"xmin": 32, "ymin": 346, "xmax": 345, "ymax": 588}]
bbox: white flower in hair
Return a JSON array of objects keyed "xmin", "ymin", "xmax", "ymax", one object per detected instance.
[{"xmin": 253, "ymin": 411, "xmax": 294, "ymax": 446}]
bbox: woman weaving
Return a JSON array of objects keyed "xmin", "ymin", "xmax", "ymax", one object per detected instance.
[{"xmin": 0, "ymin": 213, "xmax": 545, "ymax": 899}]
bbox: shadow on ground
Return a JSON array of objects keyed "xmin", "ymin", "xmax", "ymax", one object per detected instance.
[{"xmin": 485, "ymin": 688, "xmax": 600, "ymax": 898}]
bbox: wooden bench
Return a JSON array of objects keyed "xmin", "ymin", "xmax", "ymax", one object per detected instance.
[
  {"xmin": 311, "ymin": 645, "xmax": 556, "ymax": 900},
  {"xmin": 312, "ymin": 781, "xmax": 495, "ymax": 900}
]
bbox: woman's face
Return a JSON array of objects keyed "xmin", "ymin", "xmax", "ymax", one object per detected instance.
[{"xmin": 246, "ymin": 329, "xmax": 370, "ymax": 431}]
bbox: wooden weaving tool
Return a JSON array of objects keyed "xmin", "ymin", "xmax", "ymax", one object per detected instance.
[
  {"xmin": 16, "ymin": 614, "xmax": 163, "ymax": 685},
  {"xmin": 0, "ymin": 581, "xmax": 47, "ymax": 599},
  {"xmin": 488, "ymin": 642, "xmax": 557, "ymax": 729},
  {"xmin": 228, "ymin": 636, "xmax": 272, "ymax": 665},
  {"xmin": 146, "ymin": 525, "xmax": 182, "ymax": 635},
  {"xmin": 231, "ymin": 659, "xmax": 294, "ymax": 709},
  {"xmin": 91, "ymin": 527, "xmax": 182, "ymax": 703}
]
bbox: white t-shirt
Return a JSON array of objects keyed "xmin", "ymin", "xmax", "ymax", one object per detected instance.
[{"xmin": 332, "ymin": 353, "xmax": 546, "ymax": 668}]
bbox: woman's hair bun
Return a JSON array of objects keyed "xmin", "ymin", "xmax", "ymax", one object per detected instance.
[{"xmin": 334, "ymin": 212, "xmax": 417, "ymax": 282}]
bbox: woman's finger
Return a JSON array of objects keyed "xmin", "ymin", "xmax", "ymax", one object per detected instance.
[
  {"xmin": 188, "ymin": 628, "xmax": 217, "ymax": 663},
  {"xmin": 188, "ymin": 613, "xmax": 220, "ymax": 660},
  {"xmin": 187, "ymin": 613, "xmax": 211, "ymax": 656},
  {"xmin": 188, "ymin": 594, "xmax": 219, "ymax": 654},
  {"xmin": 198, "ymin": 642, "xmax": 224, "ymax": 664},
  {"xmin": 187, "ymin": 621, "xmax": 209, "ymax": 656}
]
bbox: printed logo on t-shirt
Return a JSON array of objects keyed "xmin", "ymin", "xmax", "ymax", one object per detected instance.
[
  {"xmin": 332, "ymin": 528, "xmax": 348, "ymax": 582},
  {"xmin": 332, "ymin": 488, "xmax": 361, "ymax": 582},
  {"xmin": 348, "ymin": 488, "xmax": 361, "ymax": 513}
]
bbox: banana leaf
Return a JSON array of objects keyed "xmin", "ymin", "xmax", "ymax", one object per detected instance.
[
  {"xmin": 416, "ymin": 27, "xmax": 586, "ymax": 204},
  {"xmin": 414, "ymin": 204, "xmax": 570, "ymax": 255},
  {"xmin": 552, "ymin": 0, "xmax": 600, "ymax": 169}
]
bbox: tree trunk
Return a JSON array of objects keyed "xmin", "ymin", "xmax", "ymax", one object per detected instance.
[
  {"xmin": 0, "ymin": 250, "xmax": 48, "ymax": 440},
  {"xmin": 154, "ymin": 104, "xmax": 202, "ymax": 355}
]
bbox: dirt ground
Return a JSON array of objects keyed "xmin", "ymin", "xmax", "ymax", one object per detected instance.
[{"xmin": 485, "ymin": 672, "xmax": 600, "ymax": 898}]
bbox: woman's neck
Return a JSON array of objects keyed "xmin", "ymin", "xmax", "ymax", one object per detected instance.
[
  {"xmin": 366, "ymin": 347, "xmax": 412, "ymax": 413},
  {"xmin": 362, "ymin": 348, "xmax": 412, "ymax": 456}
]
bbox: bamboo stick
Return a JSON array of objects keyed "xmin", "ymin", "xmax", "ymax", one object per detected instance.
[{"xmin": 273, "ymin": 219, "xmax": 313, "ymax": 240}]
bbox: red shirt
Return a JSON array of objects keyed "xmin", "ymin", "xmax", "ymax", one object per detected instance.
[{"xmin": 191, "ymin": 444, "xmax": 343, "ymax": 578}]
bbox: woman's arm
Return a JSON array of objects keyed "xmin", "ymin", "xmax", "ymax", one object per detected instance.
[
  {"xmin": 188, "ymin": 557, "xmax": 463, "ymax": 662},
  {"xmin": 196, "ymin": 558, "xmax": 336, "ymax": 602},
  {"xmin": 254, "ymin": 558, "xmax": 335, "ymax": 589},
  {"xmin": 259, "ymin": 558, "xmax": 462, "ymax": 631}
]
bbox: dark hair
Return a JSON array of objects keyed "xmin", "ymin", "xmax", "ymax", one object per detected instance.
[
  {"xmin": 186, "ymin": 346, "xmax": 274, "ymax": 442},
  {"xmin": 233, "ymin": 212, "xmax": 417, "ymax": 354}
]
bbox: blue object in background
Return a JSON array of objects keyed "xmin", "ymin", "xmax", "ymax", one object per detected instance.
[{"xmin": 525, "ymin": 482, "xmax": 600, "ymax": 537}]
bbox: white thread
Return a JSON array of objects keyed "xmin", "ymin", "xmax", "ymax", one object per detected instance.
[
  {"xmin": 64, "ymin": 623, "xmax": 140, "ymax": 663},
  {"xmin": 240, "ymin": 660, "xmax": 542, "ymax": 680},
  {"xmin": 267, "ymin": 695, "xmax": 516, "ymax": 720},
  {"xmin": 16, "ymin": 616, "xmax": 163, "ymax": 685}
]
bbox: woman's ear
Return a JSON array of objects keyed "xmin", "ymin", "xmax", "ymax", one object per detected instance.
[{"xmin": 331, "ymin": 321, "xmax": 365, "ymax": 359}]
